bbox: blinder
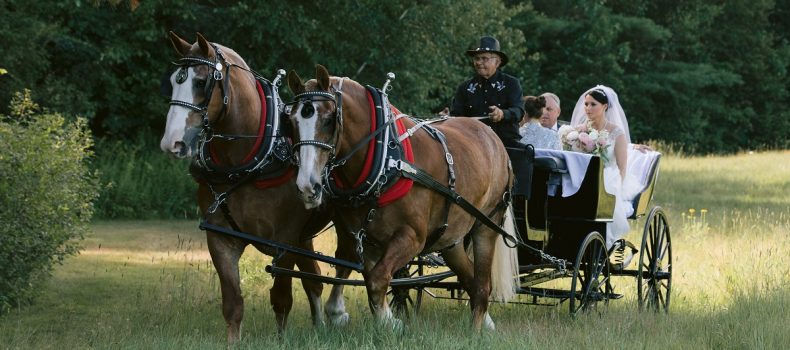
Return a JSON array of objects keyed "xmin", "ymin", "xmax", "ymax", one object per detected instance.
[
  {"xmin": 167, "ymin": 46, "xmax": 229, "ymax": 118},
  {"xmin": 289, "ymin": 90, "xmax": 344, "ymax": 157}
]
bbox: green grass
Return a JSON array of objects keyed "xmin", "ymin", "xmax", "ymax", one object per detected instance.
[{"xmin": 1, "ymin": 151, "xmax": 789, "ymax": 349}]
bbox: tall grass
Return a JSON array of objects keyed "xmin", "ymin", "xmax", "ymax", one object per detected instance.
[
  {"xmin": 92, "ymin": 133, "xmax": 198, "ymax": 219},
  {"xmin": 1, "ymin": 151, "xmax": 788, "ymax": 348}
]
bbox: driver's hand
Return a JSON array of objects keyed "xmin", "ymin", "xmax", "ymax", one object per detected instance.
[{"xmin": 488, "ymin": 106, "xmax": 503, "ymax": 122}]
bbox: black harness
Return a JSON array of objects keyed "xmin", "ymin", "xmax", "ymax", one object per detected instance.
[
  {"xmin": 291, "ymin": 86, "xmax": 408, "ymax": 208},
  {"xmin": 289, "ymin": 83, "xmax": 517, "ymax": 256},
  {"xmin": 166, "ymin": 45, "xmax": 293, "ymax": 223}
]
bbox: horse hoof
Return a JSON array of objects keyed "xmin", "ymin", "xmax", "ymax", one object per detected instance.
[
  {"xmin": 484, "ymin": 313, "xmax": 496, "ymax": 331},
  {"xmin": 329, "ymin": 312, "xmax": 350, "ymax": 326}
]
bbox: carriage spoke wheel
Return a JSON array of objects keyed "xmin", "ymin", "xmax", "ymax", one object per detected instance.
[
  {"xmin": 569, "ymin": 232, "xmax": 611, "ymax": 316},
  {"xmin": 387, "ymin": 259, "xmax": 425, "ymax": 317},
  {"xmin": 638, "ymin": 207, "xmax": 672, "ymax": 313}
]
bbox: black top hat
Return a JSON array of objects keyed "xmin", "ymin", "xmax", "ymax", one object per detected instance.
[{"xmin": 465, "ymin": 36, "xmax": 508, "ymax": 67}]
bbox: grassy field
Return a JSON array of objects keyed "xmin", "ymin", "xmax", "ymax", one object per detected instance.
[{"xmin": 1, "ymin": 151, "xmax": 789, "ymax": 349}]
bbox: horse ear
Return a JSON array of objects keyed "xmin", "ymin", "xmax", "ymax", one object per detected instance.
[
  {"xmin": 316, "ymin": 64, "xmax": 330, "ymax": 92},
  {"xmin": 287, "ymin": 70, "xmax": 305, "ymax": 96},
  {"xmin": 196, "ymin": 32, "xmax": 213, "ymax": 58},
  {"xmin": 168, "ymin": 31, "xmax": 191, "ymax": 57}
]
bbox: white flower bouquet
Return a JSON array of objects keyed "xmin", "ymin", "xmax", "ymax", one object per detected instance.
[{"xmin": 558, "ymin": 121, "xmax": 611, "ymax": 162}]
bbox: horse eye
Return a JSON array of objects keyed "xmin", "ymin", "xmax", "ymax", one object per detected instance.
[
  {"xmin": 301, "ymin": 103, "xmax": 315, "ymax": 118},
  {"xmin": 195, "ymin": 79, "xmax": 207, "ymax": 89}
]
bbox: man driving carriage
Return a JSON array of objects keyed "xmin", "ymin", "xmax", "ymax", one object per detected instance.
[{"xmin": 447, "ymin": 36, "xmax": 525, "ymax": 148}]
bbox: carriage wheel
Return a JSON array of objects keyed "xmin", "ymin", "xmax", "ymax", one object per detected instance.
[
  {"xmin": 638, "ymin": 207, "xmax": 672, "ymax": 313},
  {"xmin": 388, "ymin": 259, "xmax": 425, "ymax": 317},
  {"xmin": 569, "ymin": 231, "xmax": 611, "ymax": 316}
]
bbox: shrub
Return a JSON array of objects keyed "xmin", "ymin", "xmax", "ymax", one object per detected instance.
[
  {"xmin": 92, "ymin": 133, "xmax": 198, "ymax": 220},
  {"xmin": 0, "ymin": 90, "xmax": 100, "ymax": 313}
]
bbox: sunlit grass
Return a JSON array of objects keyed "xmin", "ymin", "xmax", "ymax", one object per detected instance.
[{"xmin": 1, "ymin": 151, "xmax": 788, "ymax": 348}]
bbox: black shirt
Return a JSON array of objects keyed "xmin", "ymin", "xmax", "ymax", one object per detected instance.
[{"xmin": 450, "ymin": 70, "xmax": 525, "ymax": 147}]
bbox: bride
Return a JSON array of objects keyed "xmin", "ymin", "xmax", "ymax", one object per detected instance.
[{"xmin": 570, "ymin": 85, "xmax": 643, "ymax": 261}]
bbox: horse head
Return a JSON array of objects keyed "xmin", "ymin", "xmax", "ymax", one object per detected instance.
[
  {"xmin": 286, "ymin": 65, "xmax": 342, "ymax": 208},
  {"xmin": 160, "ymin": 31, "xmax": 253, "ymax": 159}
]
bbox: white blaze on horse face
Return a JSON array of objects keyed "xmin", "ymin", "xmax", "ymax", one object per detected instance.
[
  {"xmin": 294, "ymin": 102, "xmax": 324, "ymax": 208},
  {"xmin": 160, "ymin": 67, "xmax": 197, "ymax": 157}
]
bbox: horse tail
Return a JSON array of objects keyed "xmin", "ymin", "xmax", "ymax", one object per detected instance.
[{"xmin": 489, "ymin": 203, "xmax": 519, "ymax": 302}]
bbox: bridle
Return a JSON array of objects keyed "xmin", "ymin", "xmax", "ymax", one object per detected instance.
[
  {"xmin": 167, "ymin": 44, "xmax": 278, "ymax": 166},
  {"xmin": 166, "ymin": 43, "xmax": 291, "ymax": 214},
  {"xmin": 288, "ymin": 75, "xmax": 403, "ymax": 201},
  {"xmin": 289, "ymin": 90, "xmax": 344, "ymax": 161},
  {"xmin": 168, "ymin": 43, "xmax": 231, "ymax": 132}
]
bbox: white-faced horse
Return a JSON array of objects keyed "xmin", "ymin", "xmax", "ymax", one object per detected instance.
[
  {"xmin": 286, "ymin": 65, "xmax": 517, "ymax": 330},
  {"xmin": 160, "ymin": 33, "xmax": 354, "ymax": 342}
]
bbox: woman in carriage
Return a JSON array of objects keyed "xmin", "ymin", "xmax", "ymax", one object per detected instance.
[{"xmin": 564, "ymin": 85, "xmax": 656, "ymax": 265}]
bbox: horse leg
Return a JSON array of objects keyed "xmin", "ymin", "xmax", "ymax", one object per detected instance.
[
  {"xmin": 269, "ymin": 254, "xmax": 297, "ymax": 334},
  {"xmin": 439, "ymin": 243, "xmax": 476, "ymax": 293},
  {"xmin": 325, "ymin": 235, "xmax": 355, "ymax": 325},
  {"xmin": 292, "ymin": 243, "xmax": 326, "ymax": 328},
  {"xmin": 470, "ymin": 229, "xmax": 499, "ymax": 331},
  {"xmin": 363, "ymin": 230, "xmax": 420, "ymax": 330},
  {"xmin": 440, "ymin": 243, "xmax": 486, "ymax": 327},
  {"xmin": 206, "ymin": 233, "xmax": 246, "ymax": 344}
]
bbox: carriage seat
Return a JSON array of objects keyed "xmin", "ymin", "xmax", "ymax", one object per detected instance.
[
  {"xmin": 534, "ymin": 156, "xmax": 567, "ymax": 173},
  {"xmin": 534, "ymin": 156, "xmax": 567, "ymax": 197}
]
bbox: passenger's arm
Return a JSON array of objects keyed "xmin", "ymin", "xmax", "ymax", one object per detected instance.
[{"xmin": 615, "ymin": 134, "xmax": 628, "ymax": 179}]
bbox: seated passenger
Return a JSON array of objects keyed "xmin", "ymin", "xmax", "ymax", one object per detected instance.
[
  {"xmin": 519, "ymin": 95, "xmax": 561, "ymax": 150},
  {"xmin": 569, "ymin": 85, "xmax": 647, "ymax": 268}
]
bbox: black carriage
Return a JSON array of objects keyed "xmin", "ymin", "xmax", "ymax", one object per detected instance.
[{"xmin": 386, "ymin": 144, "xmax": 671, "ymax": 315}]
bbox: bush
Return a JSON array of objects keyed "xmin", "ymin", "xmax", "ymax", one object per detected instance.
[
  {"xmin": 0, "ymin": 90, "xmax": 100, "ymax": 313},
  {"xmin": 92, "ymin": 133, "xmax": 198, "ymax": 220}
]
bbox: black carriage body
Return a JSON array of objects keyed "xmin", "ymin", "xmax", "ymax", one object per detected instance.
[{"xmin": 508, "ymin": 148, "xmax": 615, "ymax": 264}]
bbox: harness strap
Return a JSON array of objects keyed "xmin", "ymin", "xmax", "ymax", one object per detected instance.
[
  {"xmin": 398, "ymin": 116, "xmax": 448, "ymax": 142},
  {"xmin": 219, "ymin": 201, "xmax": 243, "ymax": 232},
  {"xmin": 330, "ymin": 114, "xmax": 403, "ymax": 168},
  {"xmin": 421, "ymin": 124, "xmax": 456, "ymax": 189},
  {"xmin": 200, "ymin": 221, "xmax": 364, "ymax": 272},
  {"xmin": 390, "ymin": 159, "xmax": 517, "ymax": 246},
  {"xmin": 418, "ymin": 124, "xmax": 456, "ymax": 253}
]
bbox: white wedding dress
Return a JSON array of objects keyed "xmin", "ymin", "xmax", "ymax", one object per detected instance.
[
  {"xmin": 570, "ymin": 85, "xmax": 651, "ymax": 250},
  {"xmin": 600, "ymin": 125, "xmax": 642, "ymax": 249}
]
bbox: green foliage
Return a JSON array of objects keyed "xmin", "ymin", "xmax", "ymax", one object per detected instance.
[
  {"xmin": 0, "ymin": 0, "xmax": 787, "ymax": 166},
  {"xmin": 0, "ymin": 90, "xmax": 100, "ymax": 313},
  {"xmin": 92, "ymin": 133, "xmax": 198, "ymax": 219},
  {"xmin": 512, "ymin": 0, "xmax": 790, "ymax": 152}
]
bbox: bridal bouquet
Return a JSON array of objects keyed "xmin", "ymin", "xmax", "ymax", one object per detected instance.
[{"xmin": 558, "ymin": 121, "xmax": 611, "ymax": 162}]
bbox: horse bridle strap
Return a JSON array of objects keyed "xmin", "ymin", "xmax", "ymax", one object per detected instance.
[
  {"xmin": 290, "ymin": 90, "xmax": 344, "ymax": 156},
  {"xmin": 292, "ymin": 139, "xmax": 335, "ymax": 151},
  {"xmin": 389, "ymin": 159, "xmax": 518, "ymax": 245},
  {"xmin": 169, "ymin": 44, "xmax": 231, "ymax": 121}
]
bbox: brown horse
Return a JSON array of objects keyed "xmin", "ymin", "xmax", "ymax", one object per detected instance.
[
  {"xmin": 286, "ymin": 65, "xmax": 517, "ymax": 330},
  {"xmin": 160, "ymin": 33, "xmax": 353, "ymax": 342}
]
